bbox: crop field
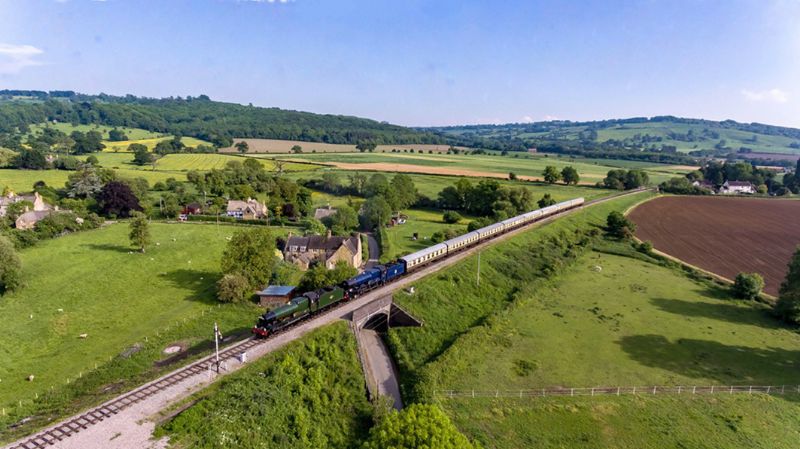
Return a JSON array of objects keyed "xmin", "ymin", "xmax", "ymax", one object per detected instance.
[
  {"xmin": 281, "ymin": 152, "xmax": 687, "ymax": 184},
  {"xmin": 220, "ymin": 138, "xmax": 469, "ymax": 154},
  {"xmin": 158, "ymin": 322, "xmax": 372, "ymax": 449},
  {"xmin": 102, "ymin": 136, "xmax": 210, "ymax": 152},
  {"xmin": 629, "ymin": 196, "xmax": 800, "ymax": 296},
  {"xmin": 0, "ymin": 222, "xmax": 293, "ymax": 417},
  {"xmin": 0, "ymin": 169, "xmax": 72, "ymax": 191}
]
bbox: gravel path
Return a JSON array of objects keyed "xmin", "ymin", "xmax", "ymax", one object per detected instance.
[{"xmin": 4, "ymin": 191, "xmax": 638, "ymax": 449}]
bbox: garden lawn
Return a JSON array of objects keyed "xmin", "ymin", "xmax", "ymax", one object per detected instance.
[
  {"xmin": 0, "ymin": 222, "xmax": 291, "ymax": 413},
  {"xmin": 158, "ymin": 322, "xmax": 372, "ymax": 449}
]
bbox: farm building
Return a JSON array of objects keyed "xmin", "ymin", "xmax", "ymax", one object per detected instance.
[
  {"xmin": 691, "ymin": 180, "xmax": 716, "ymax": 192},
  {"xmin": 313, "ymin": 205, "xmax": 337, "ymax": 221},
  {"xmin": 719, "ymin": 180, "xmax": 755, "ymax": 195},
  {"xmin": 283, "ymin": 230, "xmax": 362, "ymax": 270},
  {"xmin": 226, "ymin": 198, "xmax": 267, "ymax": 220},
  {"xmin": 257, "ymin": 285, "xmax": 296, "ymax": 308}
]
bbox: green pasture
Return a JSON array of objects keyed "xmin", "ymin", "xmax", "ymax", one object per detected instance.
[
  {"xmin": 28, "ymin": 122, "xmax": 163, "ymax": 141},
  {"xmin": 102, "ymin": 136, "xmax": 210, "ymax": 153},
  {"xmin": 0, "ymin": 169, "xmax": 72, "ymax": 192},
  {"xmin": 382, "ymin": 208, "xmax": 468, "ymax": 262},
  {"xmin": 0, "ymin": 222, "xmax": 292, "ymax": 414}
]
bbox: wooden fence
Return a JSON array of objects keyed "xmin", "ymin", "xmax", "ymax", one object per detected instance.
[{"xmin": 435, "ymin": 385, "xmax": 800, "ymax": 399}]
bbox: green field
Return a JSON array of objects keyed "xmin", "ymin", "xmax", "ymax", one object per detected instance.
[
  {"xmin": 28, "ymin": 122, "xmax": 163, "ymax": 141},
  {"xmin": 382, "ymin": 208, "xmax": 468, "ymax": 262},
  {"xmin": 86, "ymin": 152, "xmax": 314, "ymax": 173},
  {"xmin": 158, "ymin": 322, "xmax": 372, "ymax": 449},
  {"xmin": 0, "ymin": 222, "xmax": 293, "ymax": 416},
  {"xmin": 0, "ymin": 169, "xmax": 73, "ymax": 191},
  {"xmin": 382, "ymin": 191, "xmax": 800, "ymax": 448},
  {"xmin": 102, "ymin": 136, "xmax": 211, "ymax": 152},
  {"xmin": 279, "ymin": 152, "xmax": 689, "ymax": 184}
]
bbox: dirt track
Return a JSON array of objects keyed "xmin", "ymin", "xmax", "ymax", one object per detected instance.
[{"xmin": 628, "ymin": 196, "xmax": 800, "ymax": 295}]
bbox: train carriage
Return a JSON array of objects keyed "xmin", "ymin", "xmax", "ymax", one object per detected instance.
[
  {"xmin": 401, "ymin": 243, "xmax": 448, "ymax": 269},
  {"xmin": 443, "ymin": 231, "xmax": 480, "ymax": 252}
]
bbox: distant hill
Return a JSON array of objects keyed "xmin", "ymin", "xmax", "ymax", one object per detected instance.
[
  {"xmin": 0, "ymin": 90, "xmax": 444, "ymax": 147},
  {"xmin": 423, "ymin": 116, "xmax": 800, "ymax": 165}
]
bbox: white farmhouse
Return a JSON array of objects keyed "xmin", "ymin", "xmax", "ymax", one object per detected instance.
[{"xmin": 719, "ymin": 180, "xmax": 755, "ymax": 195}]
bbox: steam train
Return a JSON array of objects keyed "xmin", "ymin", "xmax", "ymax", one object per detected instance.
[{"xmin": 252, "ymin": 197, "xmax": 585, "ymax": 337}]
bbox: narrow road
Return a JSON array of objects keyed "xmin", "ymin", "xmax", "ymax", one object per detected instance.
[
  {"xmin": 364, "ymin": 232, "xmax": 380, "ymax": 270},
  {"xmin": 4, "ymin": 190, "xmax": 645, "ymax": 449},
  {"xmin": 360, "ymin": 329, "xmax": 403, "ymax": 410}
]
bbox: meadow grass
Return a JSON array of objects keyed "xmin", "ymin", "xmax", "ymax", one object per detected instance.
[
  {"xmin": 0, "ymin": 169, "xmax": 72, "ymax": 191},
  {"xmin": 0, "ymin": 222, "xmax": 292, "ymax": 415},
  {"xmin": 381, "ymin": 208, "xmax": 469, "ymax": 262},
  {"xmin": 101, "ymin": 136, "xmax": 210, "ymax": 152},
  {"xmin": 157, "ymin": 322, "xmax": 373, "ymax": 449},
  {"xmin": 28, "ymin": 123, "xmax": 163, "ymax": 141}
]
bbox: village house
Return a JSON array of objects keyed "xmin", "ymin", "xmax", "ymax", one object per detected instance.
[
  {"xmin": 226, "ymin": 198, "xmax": 267, "ymax": 220},
  {"xmin": 691, "ymin": 180, "xmax": 716, "ymax": 192},
  {"xmin": 313, "ymin": 205, "xmax": 337, "ymax": 221},
  {"xmin": 256, "ymin": 285, "xmax": 297, "ymax": 308},
  {"xmin": 0, "ymin": 191, "xmax": 50, "ymax": 217},
  {"xmin": 283, "ymin": 230, "xmax": 362, "ymax": 270},
  {"xmin": 719, "ymin": 180, "xmax": 755, "ymax": 195}
]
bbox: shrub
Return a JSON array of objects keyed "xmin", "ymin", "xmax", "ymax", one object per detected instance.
[
  {"xmin": 606, "ymin": 211, "xmax": 636, "ymax": 239},
  {"xmin": 467, "ymin": 217, "xmax": 493, "ymax": 232},
  {"xmin": 361, "ymin": 404, "xmax": 477, "ymax": 449},
  {"xmin": 442, "ymin": 210, "xmax": 462, "ymax": 224},
  {"xmin": 637, "ymin": 241, "xmax": 653, "ymax": 253},
  {"xmin": 732, "ymin": 272, "xmax": 764, "ymax": 300},
  {"xmin": 0, "ymin": 235, "xmax": 22, "ymax": 293},
  {"xmin": 216, "ymin": 273, "xmax": 251, "ymax": 303},
  {"xmin": 774, "ymin": 289, "xmax": 800, "ymax": 324}
]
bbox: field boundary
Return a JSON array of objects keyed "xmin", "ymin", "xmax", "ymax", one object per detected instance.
[{"xmin": 435, "ymin": 384, "xmax": 800, "ymax": 399}]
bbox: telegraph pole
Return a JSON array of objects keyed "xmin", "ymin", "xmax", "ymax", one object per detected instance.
[
  {"xmin": 477, "ymin": 251, "xmax": 481, "ymax": 286},
  {"xmin": 214, "ymin": 322, "xmax": 220, "ymax": 373}
]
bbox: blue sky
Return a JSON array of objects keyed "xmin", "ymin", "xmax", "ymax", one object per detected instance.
[{"xmin": 0, "ymin": 0, "xmax": 798, "ymax": 127}]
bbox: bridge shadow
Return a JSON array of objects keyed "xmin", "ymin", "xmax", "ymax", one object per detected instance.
[{"xmin": 618, "ymin": 334, "xmax": 800, "ymax": 401}]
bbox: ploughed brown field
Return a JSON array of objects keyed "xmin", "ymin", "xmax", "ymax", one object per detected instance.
[{"xmin": 628, "ymin": 196, "xmax": 800, "ymax": 296}]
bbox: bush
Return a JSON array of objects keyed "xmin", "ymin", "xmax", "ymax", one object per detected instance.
[
  {"xmin": 216, "ymin": 273, "xmax": 252, "ymax": 303},
  {"xmin": 442, "ymin": 210, "xmax": 462, "ymax": 224},
  {"xmin": 467, "ymin": 217, "xmax": 493, "ymax": 232},
  {"xmin": 637, "ymin": 240, "xmax": 653, "ymax": 253},
  {"xmin": 732, "ymin": 272, "xmax": 764, "ymax": 300},
  {"xmin": 0, "ymin": 235, "xmax": 22, "ymax": 293},
  {"xmin": 774, "ymin": 289, "xmax": 800, "ymax": 324},
  {"xmin": 606, "ymin": 211, "xmax": 636, "ymax": 239},
  {"xmin": 361, "ymin": 404, "xmax": 477, "ymax": 449}
]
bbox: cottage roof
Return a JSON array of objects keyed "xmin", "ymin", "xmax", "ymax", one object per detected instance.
[
  {"xmin": 227, "ymin": 198, "xmax": 265, "ymax": 214},
  {"xmin": 258, "ymin": 285, "xmax": 296, "ymax": 296},
  {"xmin": 724, "ymin": 180, "xmax": 754, "ymax": 187},
  {"xmin": 16, "ymin": 210, "xmax": 52, "ymax": 224},
  {"xmin": 286, "ymin": 234, "xmax": 355, "ymax": 252},
  {"xmin": 313, "ymin": 207, "xmax": 337, "ymax": 220}
]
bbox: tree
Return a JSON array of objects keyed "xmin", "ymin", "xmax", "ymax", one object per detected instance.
[
  {"xmin": 300, "ymin": 217, "xmax": 326, "ymax": 235},
  {"xmin": 362, "ymin": 195, "xmax": 391, "ymax": 229},
  {"xmin": 365, "ymin": 173, "xmax": 390, "ymax": 198},
  {"xmin": 97, "ymin": 181, "xmax": 142, "ymax": 217},
  {"xmin": 442, "ymin": 210, "xmax": 462, "ymax": 224},
  {"xmin": 542, "ymin": 165, "xmax": 561, "ymax": 184},
  {"xmin": 561, "ymin": 166, "xmax": 580, "ymax": 185},
  {"xmin": 66, "ymin": 163, "xmax": 104, "ymax": 198},
  {"xmin": 390, "ymin": 174, "xmax": 417, "ymax": 210},
  {"xmin": 361, "ymin": 404, "xmax": 477, "ymax": 449},
  {"xmin": 0, "ymin": 235, "xmax": 22, "ymax": 294},
  {"xmin": 220, "ymin": 228, "xmax": 278, "ymax": 289},
  {"xmin": 356, "ymin": 141, "xmax": 377, "ymax": 153},
  {"xmin": 71, "ymin": 130, "xmax": 105, "ymax": 154},
  {"xmin": 606, "ymin": 211, "xmax": 636, "ymax": 239},
  {"xmin": 128, "ymin": 211, "xmax": 151, "ymax": 253},
  {"xmin": 235, "ymin": 141, "xmax": 249, "ymax": 154},
  {"xmin": 14, "ymin": 149, "xmax": 48, "ymax": 169},
  {"xmin": 291, "ymin": 144, "xmax": 302, "ymax": 153},
  {"xmin": 298, "ymin": 260, "xmax": 357, "ymax": 292},
  {"xmin": 216, "ymin": 273, "xmax": 252, "ymax": 303},
  {"xmin": 508, "ymin": 172, "xmax": 517, "ymax": 180},
  {"xmin": 131, "ymin": 143, "xmax": 154, "ymax": 166},
  {"xmin": 161, "ymin": 193, "xmax": 181, "ymax": 218},
  {"xmin": 624, "ymin": 170, "xmax": 649, "ymax": 189},
  {"xmin": 321, "ymin": 172, "xmax": 340, "ymax": 192},
  {"xmin": 467, "ymin": 216, "xmax": 493, "ymax": 232},
  {"xmin": 348, "ymin": 172, "xmax": 367, "ymax": 195},
  {"xmin": 603, "ymin": 169, "xmax": 627, "ymax": 190},
  {"xmin": 108, "ymin": 129, "xmax": 128, "ymax": 141},
  {"xmin": 85, "ymin": 154, "xmax": 99, "ymax": 166},
  {"xmin": 327, "ymin": 204, "xmax": 359, "ymax": 234},
  {"xmin": 779, "ymin": 246, "xmax": 800, "ymax": 295},
  {"xmin": 732, "ymin": 272, "xmax": 764, "ymax": 300},
  {"xmin": 537, "ymin": 193, "xmax": 556, "ymax": 208}
]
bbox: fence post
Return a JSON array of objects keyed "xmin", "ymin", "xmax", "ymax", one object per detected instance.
[
  {"xmin": 749, "ymin": 386, "xmax": 752, "ymax": 395},
  {"xmin": 729, "ymin": 386, "xmax": 733, "ymax": 394},
  {"xmin": 692, "ymin": 386, "xmax": 696, "ymax": 394},
  {"xmin": 495, "ymin": 390, "xmax": 498, "ymax": 398},
  {"xmin": 710, "ymin": 385, "xmax": 714, "ymax": 394},
  {"xmin": 677, "ymin": 386, "xmax": 682, "ymax": 394},
  {"xmin": 652, "ymin": 386, "xmax": 657, "ymax": 395},
  {"xmin": 472, "ymin": 389, "xmax": 475, "ymax": 398},
  {"xmin": 632, "ymin": 386, "xmax": 636, "ymax": 395},
  {"xmin": 617, "ymin": 387, "xmax": 620, "ymax": 396},
  {"xmin": 519, "ymin": 390, "xmax": 522, "ymax": 398},
  {"xmin": 542, "ymin": 388, "xmax": 545, "ymax": 397},
  {"xmin": 571, "ymin": 388, "xmax": 574, "ymax": 397},
  {"xmin": 591, "ymin": 388, "xmax": 595, "ymax": 397}
]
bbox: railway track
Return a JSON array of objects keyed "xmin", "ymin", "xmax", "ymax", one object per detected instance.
[{"xmin": 6, "ymin": 188, "xmax": 649, "ymax": 449}]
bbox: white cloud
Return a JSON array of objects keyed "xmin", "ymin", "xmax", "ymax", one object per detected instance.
[
  {"xmin": 741, "ymin": 88, "xmax": 789, "ymax": 103},
  {"xmin": 543, "ymin": 115, "xmax": 560, "ymax": 121},
  {"xmin": 0, "ymin": 43, "xmax": 44, "ymax": 74},
  {"xmin": 521, "ymin": 116, "xmax": 534, "ymax": 123}
]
